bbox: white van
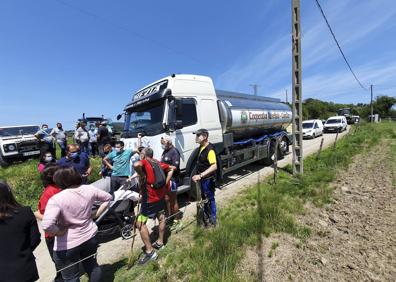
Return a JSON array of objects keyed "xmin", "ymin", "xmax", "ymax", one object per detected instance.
[
  {"xmin": 302, "ymin": 119, "xmax": 323, "ymax": 139},
  {"xmin": 324, "ymin": 116, "xmax": 347, "ymax": 133}
]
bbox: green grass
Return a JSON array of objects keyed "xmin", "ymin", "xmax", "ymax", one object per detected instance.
[
  {"xmin": 0, "ymin": 140, "xmax": 102, "ymax": 209},
  {"xmin": 110, "ymin": 121, "xmax": 396, "ymax": 281}
]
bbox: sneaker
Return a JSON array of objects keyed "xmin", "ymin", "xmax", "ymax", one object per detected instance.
[
  {"xmin": 138, "ymin": 250, "xmax": 158, "ymax": 265},
  {"xmin": 152, "ymin": 241, "xmax": 164, "ymax": 250},
  {"xmin": 170, "ymin": 219, "xmax": 183, "ymax": 231}
]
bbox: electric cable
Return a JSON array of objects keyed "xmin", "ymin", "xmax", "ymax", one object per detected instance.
[{"xmin": 314, "ymin": 0, "xmax": 368, "ymax": 91}]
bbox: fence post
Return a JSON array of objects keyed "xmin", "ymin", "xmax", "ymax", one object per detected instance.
[
  {"xmin": 333, "ymin": 130, "xmax": 339, "ymax": 150},
  {"xmin": 316, "ymin": 137, "xmax": 324, "ymax": 159}
]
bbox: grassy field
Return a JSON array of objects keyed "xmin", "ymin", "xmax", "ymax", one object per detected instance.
[
  {"xmin": 108, "ymin": 121, "xmax": 395, "ymax": 281},
  {"xmin": 0, "ymin": 141, "xmax": 102, "ymax": 209}
]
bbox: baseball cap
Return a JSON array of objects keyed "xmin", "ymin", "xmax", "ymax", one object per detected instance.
[{"xmin": 193, "ymin": 128, "xmax": 209, "ymax": 136}]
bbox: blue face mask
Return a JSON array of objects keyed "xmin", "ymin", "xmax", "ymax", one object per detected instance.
[{"xmin": 70, "ymin": 152, "xmax": 79, "ymax": 159}]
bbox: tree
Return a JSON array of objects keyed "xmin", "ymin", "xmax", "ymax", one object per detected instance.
[{"xmin": 373, "ymin": 96, "xmax": 396, "ymax": 118}]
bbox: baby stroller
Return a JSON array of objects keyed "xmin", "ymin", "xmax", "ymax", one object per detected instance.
[{"xmin": 92, "ymin": 177, "xmax": 140, "ymax": 243}]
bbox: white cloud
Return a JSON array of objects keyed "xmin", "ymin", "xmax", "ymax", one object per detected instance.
[{"xmin": 215, "ymin": 0, "xmax": 396, "ymax": 103}]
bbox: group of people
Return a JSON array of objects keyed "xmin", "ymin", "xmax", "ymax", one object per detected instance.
[
  {"xmin": 0, "ymin": 128, "xmax": 218, "ymax": 281},
  {"xmin": 34, "ymin": 121, "xmax": 113, "ymax": 160}
]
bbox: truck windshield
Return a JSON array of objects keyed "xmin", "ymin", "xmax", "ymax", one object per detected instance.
[
  {"xmin": 326, "ymin": 119, "xmax": 341, "ymax": 124},
  {"xmin": 302, "ymin": 122, "xmax": 314, "ymax": 129},
  {"xmin": 122, "ymin": 101, "xmax": 165, "ymax": 137},
  {"xmin": 0, "ymin": 126, "xmax": 40, "ymax": 137}
]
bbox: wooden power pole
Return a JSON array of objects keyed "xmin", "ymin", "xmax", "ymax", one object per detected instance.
[
  {"xmin": 292, "ymin": 0, "xmax": 303, "ymax": 175},
  {"xmin": 250, "ymin": 84, "xmax": 260, "ymax": 96},
  {"xmin": 370, "ymin": 84, "xmax": 373, "ymax": 123}
]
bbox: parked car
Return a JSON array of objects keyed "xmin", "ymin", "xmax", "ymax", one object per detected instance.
[
  {"xmin": 323, "ymin": 116, "xmax": 347, "ymax": 133},
  {"xmin": 302, "ymin": 120, "xmax": 323, "ymax": 139},
  {"xmin": 0, "ymin": 125, "xmax": 41, "ymax": 167}
]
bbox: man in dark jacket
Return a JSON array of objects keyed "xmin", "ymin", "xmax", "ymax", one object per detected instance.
[
  {"xmin": 192, "ymin": 128, "xmax": 218, "ymax": 226},
  {"xmin": 97, "ymin": 122, "xmax": 112, "ymax": 157}
]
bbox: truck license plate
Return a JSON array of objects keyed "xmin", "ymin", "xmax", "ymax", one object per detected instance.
[{"xmin": 23, "ymin": 150, "xmax": 40, "ymax": 156}]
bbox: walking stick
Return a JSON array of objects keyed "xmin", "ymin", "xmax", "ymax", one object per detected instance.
[{"xmin": 127, "ymin": 179, "xmax": 143, "ymax": 269}]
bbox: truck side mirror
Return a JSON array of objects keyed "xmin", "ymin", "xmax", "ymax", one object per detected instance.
[
  {"xmin": 166, "ymin": 98, "xmax": 176, "ymax": 131},
  {"xmin": 116, "ymin": 114, "xmax": 122, "ymax": 120}
]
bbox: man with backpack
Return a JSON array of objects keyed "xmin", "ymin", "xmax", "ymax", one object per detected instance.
[
  {"xmin": 192, "ymin": 128, "xmax": 218, "ymax": 227},
  {"xmin": 133, "ymin": 147, "xmax": 175, "ymax": 265}
]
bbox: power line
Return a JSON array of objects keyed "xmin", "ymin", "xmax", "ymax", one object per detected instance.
[
  {"xmin": 54, "ymin": 0, "xmax": 206, "ymax": 66},
  {"xmin": 314, "ymin": 0, "xmax": 368, "ymax": 91}
]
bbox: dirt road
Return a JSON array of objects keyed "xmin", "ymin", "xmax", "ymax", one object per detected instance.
[
  {"xmin": 34, "ymin": 130, "xmax": 349, "ymax": 281},
  {"xmin": 241, "ymin": 139, "xmax": 396, "ymax": 281}
]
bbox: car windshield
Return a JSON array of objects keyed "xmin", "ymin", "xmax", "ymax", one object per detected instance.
[
  {"xmin": 0, "ymin": 126, "xmax": 40, "ymax": 137},
  {"xmin": 326, "ymin": 119, "xmax": 341, "ymax": 124},
  {"xmin": 122, "ymin": 101, "xmax": 165, "ymax": 137},
  {"xmin": 303, "ymin": 122, "xmax": 314, "ymax": 129},
  {"xmin": 338, "ymin": 109, "xmax": 351, "ymax": 116}
]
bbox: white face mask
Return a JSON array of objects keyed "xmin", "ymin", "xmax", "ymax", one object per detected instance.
[
  {"xmin": 45, "ymin": 156, "xmax": 52, "ymax": 162},
  {"xmin": 161, "ymin": 144, "xmax": 166, "ymax": 150},
  {"xmin": 115, "ymin": 148, "xmax": 122, "ymax": 153}
]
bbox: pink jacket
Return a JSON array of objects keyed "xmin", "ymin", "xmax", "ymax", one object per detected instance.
[{"xmin": 42, "ymin": 185, "xmax": 112, "ymax": 251}]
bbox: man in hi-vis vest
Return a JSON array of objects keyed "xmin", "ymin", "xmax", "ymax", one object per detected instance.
[{"xmin": 192, "ymin": 128, "xmax": 217, "ymax": 226}]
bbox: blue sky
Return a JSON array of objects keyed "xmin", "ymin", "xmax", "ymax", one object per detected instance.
[{"xmin": 1, "ymin": 0, "xmax": 395, "ymax": 129}]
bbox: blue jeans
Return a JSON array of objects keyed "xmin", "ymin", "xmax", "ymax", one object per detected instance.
[
  {"xmin": 79, "ymin": 142, "xmax": 89, "ymax": 154},
  {"xmin": 57, "ymin": 140, "xmax": 67, "ymax": 157},
  {"xmin": 200, "ymin": 178, "xmax": 217, "ymax": 224},
  {"xmin": 53, "ymin": 236, "xmax": 101, "ymax": 282}
]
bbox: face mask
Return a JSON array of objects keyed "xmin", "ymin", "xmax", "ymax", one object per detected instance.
[
  {"xmin": 70, "ymin": 152, "xmax": 79, "ymax": 159},
  {"xmin": 42, "ymin": 127, "xmax": 48, "ymax": 130},
  {"xmin": 115, "ymin": 148, "xmax": 121, "ymax": 153},
  {"xmin": 45, "ymin": 156, "xmax": 52, "ymax": 162},
  {"xmin": 161, "ymin": 144, "xmax": 166, "ymax": 150}
]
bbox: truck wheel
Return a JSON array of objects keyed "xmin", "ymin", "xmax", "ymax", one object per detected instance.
[
  {"xmin": 278, "ymin": 136, "xmax": 289, "ymax": 159},
  {"xmin": 0, "ymin": 154, "xmax": 10, "ymax": 167},
  {"xmin": 260, "ymin": 139, "xmax": 276, "ymax": 166},
  {"xmin": 189, "ymin": 167, "xmax": 202, "ymax": 201}
]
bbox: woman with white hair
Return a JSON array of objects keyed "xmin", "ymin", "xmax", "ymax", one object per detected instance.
[{"xmin": 160, "ymin": 135, "xmax": 181, "ymax": 230}]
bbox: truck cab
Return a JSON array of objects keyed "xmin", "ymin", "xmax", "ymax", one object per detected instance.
[
  {"xmin": 120, "ymin": 75, "xmax": 223, "ymax": 171},
  {"xmin": 0, "ymin": 125, "xmax": 41, "ymax": 167}
]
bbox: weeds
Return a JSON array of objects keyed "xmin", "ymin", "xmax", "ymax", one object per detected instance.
[{"xmin": 268, "ymin": 241, "xmax": 279, "ymax": 257}]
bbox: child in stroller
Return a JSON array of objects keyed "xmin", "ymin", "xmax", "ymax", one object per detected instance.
[{"xmin": 92, "ymin": 177, "xmax": 140, "ymax": 243}]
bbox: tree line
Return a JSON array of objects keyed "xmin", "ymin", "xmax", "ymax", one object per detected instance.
[{"xmin": 298, "ymin": 95, "xmax": 396, "ymax": 120}]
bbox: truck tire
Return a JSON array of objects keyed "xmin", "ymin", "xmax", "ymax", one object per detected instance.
[
  {"xmin": 260, "ymin": 139, "xmax": 276, "ymax": 166},
  {"xmin": 278, "ymin": 136, "xmax": 289, "ymax": 159},
  {"xmin": 189, "ymin": 166, "xmax": 202, "ymax": 201},
  {"xmin": 0, "ymin": 154, "xmax": 10, "ymax": 167}
]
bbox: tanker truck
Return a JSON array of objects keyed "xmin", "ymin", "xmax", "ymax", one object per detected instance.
[{"xmin": 117, "ymin": 74, "xmax": 292, "ymax": 198}]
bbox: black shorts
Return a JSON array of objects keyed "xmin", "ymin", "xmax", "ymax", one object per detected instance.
[{"xmin": 138, "ymin": 199, "xmax": 165, "ymax": 222}]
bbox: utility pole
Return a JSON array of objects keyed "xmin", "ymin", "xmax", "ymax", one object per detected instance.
[
  {"xmin": 370, "ymin": 84, "xmax": 373, "ymax": 123},
  {"xmin": 292, "ymin": 0, "xmax": 303, "ymax": 175},
  {"xmin": 250, "ymin": 84, "xmax": 260, "ymax": 96},
  {"xmin": 285, "ymin": 89, "xmax": 288, "ymax": 104}
]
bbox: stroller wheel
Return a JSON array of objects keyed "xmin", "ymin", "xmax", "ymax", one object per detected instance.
[{"xmin": 121, "ymin": 224, "xmax": 133, "ymax": 240}]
